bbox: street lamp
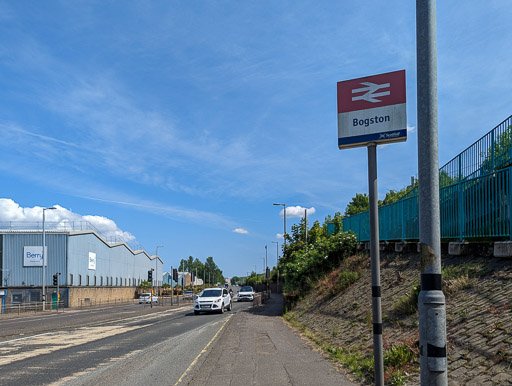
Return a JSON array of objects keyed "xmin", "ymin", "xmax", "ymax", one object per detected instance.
[
  {"xmin": 265, "ymin": 245, "xmax": 269, "ymax": 293},
  {"xmin": 272, "ymin": 241, "xmax": 279, "ymax": 286},
  {"xmin": 260, "ymin": 258, "xmax": 265, "ymax": 284},
  {"xmin": 42, "ymin": 206, "xmax": 56, "ymax": 311},
  {"xmin": 155, "ymin": 246, "xmax": 164, "ymax": 290},
  {"xmin": 273, "ymin": 203, "xmax": 287, "ymax": 250}
]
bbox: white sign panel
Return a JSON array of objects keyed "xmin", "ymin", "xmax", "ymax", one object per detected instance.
[
  {"xmin": 337, "ymin": 70, "xmax": 407, "ymax": 149},
  {"xmin": 88, "ymin": 252, "xmax": 97, "ymax": 270},
  {"xmin": 23, "ymin": 246, "xmax": 47, "ymax": 267}
]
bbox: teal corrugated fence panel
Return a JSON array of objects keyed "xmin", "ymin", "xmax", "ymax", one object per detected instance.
[
  {"xmin": 460, "ymin": 168, "xmax": 510, "ymax": 238},
  {"xmin": 342, "ymin": 211, "xmax": 370, "ymax": 241},
  {"xmin": 440, "ymin": 183, "xmax": 459, "ymax": 238},
  {"xmin": 344, "ymin": 167, "xmax": 511, "ymax": 242},
  {"xmin": 402, "ymin": 195, "xmax": 419, "ymax": 239},
  {"xmin": 343, "ymin": 116, "xmax": 512, "ymax": 242}
]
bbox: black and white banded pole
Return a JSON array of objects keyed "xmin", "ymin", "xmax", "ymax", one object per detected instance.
[
  {"xmin": 367, "ymin": 143, "xmax": 384, "ymax": 385},
  {"xmin": 416, "ymin": 0, "xmax": 448, "ymax": 384}
]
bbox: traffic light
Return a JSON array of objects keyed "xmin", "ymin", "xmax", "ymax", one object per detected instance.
[
  {"xmin": 148, "ymin": 269, "xmax": 153, "ymax": 283},
  {"xmin": 172, "ymin": 268, "xmax": 178, "ymax": 281},
  {"xmin": 53, "ymin": 274, "xmax": 58, "ymax": 286}
]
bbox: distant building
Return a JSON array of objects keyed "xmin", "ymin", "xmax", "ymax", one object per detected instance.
[
  {"xmin": 162, "ymin": 272, "xmax": 177, "ymax": 287},
  {"xmin": 0, "ymin": 226, "xmax": 163, "ymax": 310}
]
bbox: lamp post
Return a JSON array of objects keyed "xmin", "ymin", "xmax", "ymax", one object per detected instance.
[
  {"xmin": 155, "ymin": 246, "xmax": 164, "ymax": 293},
  {"xmin": 265, "ymin": 245, "xmax": 269, "ymax": 294},
  {"xmin": 272, "ymin": 241, "xmax": 279, "ymax": 287},
  {"xmin": 273, "ymin": 203, "xmax": 287, "ymax": 250},
  {"xmin": 42, "ymin": 207, "xmax": 56, "ymax": 311},
  {"xmin": 260, "ymin": 258, "xmax": 265, "ymax": 285}
]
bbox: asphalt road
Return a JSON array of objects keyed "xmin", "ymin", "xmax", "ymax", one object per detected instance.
[{"xmin": 0, "ymin": 298, "xmax": 252, "ymax": 385}]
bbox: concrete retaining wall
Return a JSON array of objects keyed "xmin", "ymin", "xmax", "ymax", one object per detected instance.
[{"xmin": 68, "ymin": 287, "xmax": 137, "ymax": 308}]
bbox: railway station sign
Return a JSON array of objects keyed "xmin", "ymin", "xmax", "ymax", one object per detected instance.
[{"xmin": 337, "ymin": 70, "xmax": 407, "ymax": 149}]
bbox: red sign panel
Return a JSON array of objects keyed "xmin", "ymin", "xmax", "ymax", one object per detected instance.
[{"xmin": 337, "ymin": 70, "xmax": 406, "ymax": 114}]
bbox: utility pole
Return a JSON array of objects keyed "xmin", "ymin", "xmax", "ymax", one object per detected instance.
[{"xmin": 417, "ymin": 1, "xmax": 447, "ymax": 384}]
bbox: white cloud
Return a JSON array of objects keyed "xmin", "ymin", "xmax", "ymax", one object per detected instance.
[
  {"xmin": 280, "ymin": 206, "xmax": 316, "ymax": 218},
  {"xmin": 276, "ymin": 233, "xmax": 284, "ymax": 239},
  {"xmin": 232, "ymin": 228, "xmax": 249, "ymax": 234},
  {"xmin": 407, "ymin": 125, "xmax": 415, "ymax": 133},
  {"xmin": 0, "ymin": 198, "xmax": 135, "ymax": 243}
]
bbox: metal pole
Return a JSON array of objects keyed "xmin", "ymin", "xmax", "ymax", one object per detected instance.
[
  {"xmin": 155, "ymin": 246, "xmax": 163, "ymax": 298},
  {"xmin": 56, "ymin": 272, "xmax": 60, "ymax": 311},
  {"xmin": 416, "ymin": 1, "xmax": 447, "ymax": 384},
  {"xmin": 284, "ymin": 204, "xmax": 287, "ymax": 250},
  {"xmin": 272, "ymin": 241, "xmax": 279, "ymax": 288},
  {"xmin": 368, "ymin": 143, "xmax": 384, "ymax": 385},
  {"xmin": 304, "ymin": 209, "xmax": 308, "ymax": 244},
  {"xmin": 265, "ymin": 245, "xmax": 269, "ymax": 294},
  {"xmin": 273, "ymin": 203, "xmax": 287, "ymax": 251},
  {"xmin": 42, "ymin": 209, "xmax": 46, "ymax": 311}
]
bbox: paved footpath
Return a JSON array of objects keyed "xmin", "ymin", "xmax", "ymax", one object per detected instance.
[{"xmin": 187, "ymin": 294, "xmax": 355, "ymax": 386}]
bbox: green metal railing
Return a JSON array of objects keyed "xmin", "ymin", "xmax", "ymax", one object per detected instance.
[
  {"xmin": 343, "ymin": 115, "xmax": 512, "ymax": 242},
  {"xmin": 440, "ymin": 115, "xmax": 512, "ymax": 186}
]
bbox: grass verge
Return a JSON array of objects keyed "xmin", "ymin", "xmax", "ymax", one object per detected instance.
[{"xmin": 283, "ymin": 311, "xmax": 417, "ymax": 385}]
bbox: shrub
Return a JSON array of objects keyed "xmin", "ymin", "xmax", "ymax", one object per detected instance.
[
  {"xmin": 337, "ymin": 270, "xmax": 360, "ymax": 292},
  {"xmin": 392, "ymin": 284, "xmax": 420, "ymax": 317}
]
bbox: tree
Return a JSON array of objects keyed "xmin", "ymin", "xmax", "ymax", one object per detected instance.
[
  {"xmin": 344, "ymin": 193, "xmax": 369, "ymax": 216},
  {"xmin": 139, "ymin": 280, "xmax": 151, "ymax": 290},
  {"xmin": 481, "ymin": 124, "xmax": 512, "ymax": 173},
  {"xmin": 381, "ymin": 178, "xmax": 418, "ymax": 205},
  {"xmin": 323, "ymin": 212, "xmax": 343, "ymax": 236}
]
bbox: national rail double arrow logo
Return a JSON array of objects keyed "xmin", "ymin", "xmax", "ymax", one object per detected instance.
[{"xmin": 351, "ymin": 82, "xmax": 391, "ymax": 103}]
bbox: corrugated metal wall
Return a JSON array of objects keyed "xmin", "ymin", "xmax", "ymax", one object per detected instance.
[
  {"xmin": 1, "ymin": 233, "xmax": 68, "ymax": 287},
  {"xmin": 0, "ymin": 232, "xmax": 163, "ymax": 288},
  {"xmin": 67, "ymin": 233, "xmax": 163, "ymax": 287}
]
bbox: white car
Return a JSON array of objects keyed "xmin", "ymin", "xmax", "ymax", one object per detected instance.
[
  {"xmin": 139, "ymin": 293, "xmax": 158, "ymax": 304},
  {"xmin": 237, "ymin": 286, "xmax": 255, "ymax": 302},
  {"xmin": 194, "ymin": 287, "xmax": 232, "ymax": 315}
]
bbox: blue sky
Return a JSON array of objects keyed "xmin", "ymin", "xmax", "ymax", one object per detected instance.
[{"xmin": 0, "ymin": 1, "xmax": 510, "ymax": 278}]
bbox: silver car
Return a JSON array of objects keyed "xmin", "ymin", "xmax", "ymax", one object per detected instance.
[{"xmin": 237, "ymin": 286, "xmax": 255, "ymax": 302}]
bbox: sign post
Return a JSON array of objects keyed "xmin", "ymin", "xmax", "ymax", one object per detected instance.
[{"xmin": 337, "ymin": 69, "xmax": 407, "ymax": 386}]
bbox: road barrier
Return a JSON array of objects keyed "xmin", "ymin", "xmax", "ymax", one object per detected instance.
[{"xmin": 0, "ymin": 301, "xmax": 66, "ymax": 316}]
